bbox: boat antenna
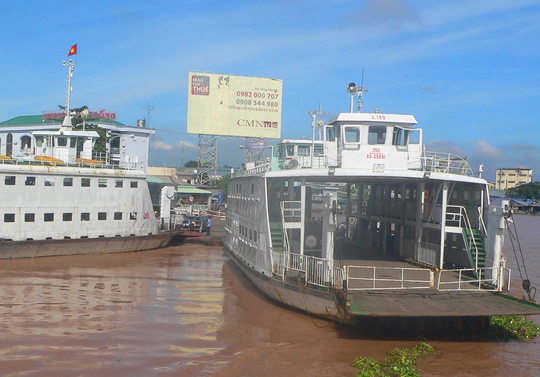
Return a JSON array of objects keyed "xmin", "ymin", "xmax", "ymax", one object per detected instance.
[
  {"xmin": 358, "ymin": 68, "xmax": 368, "ymax": 112},
  {"xmin": 308, "ymin": 104, "xmax": 323, "ymax": 167},
  {"xmin": 61, "ymin": 59, "xmax": 76, "ymax": 128}
]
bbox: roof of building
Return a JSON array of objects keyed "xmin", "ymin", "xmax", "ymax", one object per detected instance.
[
  {"xmin": 0, "ymin": 115, "xmax": 126, "ymax": 127},
  {"xmin": 0, "ymin": 115, "xmax": 59, "ymax": 126},
  {"xmin": 146, "ymin": 175, "xmax": 173, "ymax": 184},
  {"xmin": 177, "ymin": 185, "xmax": 212, "ymax": 195}
]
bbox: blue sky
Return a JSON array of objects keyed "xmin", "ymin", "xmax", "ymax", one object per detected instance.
[{"xmin": 1, "ymin": 1, "xmax": 539, "ymax": 181}]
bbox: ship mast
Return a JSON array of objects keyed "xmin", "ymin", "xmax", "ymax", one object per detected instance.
[
  {"xmin": 61, "ymin": 59, "xmax": 76, "ymax": 127},
  {"xmin": 347, "ymin": 69, "xmax": 368, "ymax": 113}
]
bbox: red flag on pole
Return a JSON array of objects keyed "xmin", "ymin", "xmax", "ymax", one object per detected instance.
[{"xmin": 68, "ymin": 44, "xmax": 78, "ymax": 56}]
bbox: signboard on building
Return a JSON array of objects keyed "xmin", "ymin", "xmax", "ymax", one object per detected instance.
[
  {"xmin": 187, "ymin": 72, "xmax": 282, "ymax": 138},
  {"xmin": 42, "ymin": 109, "xmax": 117, "ymax": 122}
]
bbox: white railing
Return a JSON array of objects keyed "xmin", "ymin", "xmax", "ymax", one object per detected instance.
[
  {"xmin": 346, "ymin": 265, "xmax": 434, "ymax": 290},
  {"xmin": 437, "ymin": 267, "xmax": 510, "ymax": 292},
  {"xmin": 419, "ymin": 152, "xmax": 475, "ymax": 177},
  {"xmin": 272, "ymin": 250, "xmax": 345, "ymax": 289},
  {"xmin": 280, "ymin": 201, "xmax": 302, "ymax": 223}
]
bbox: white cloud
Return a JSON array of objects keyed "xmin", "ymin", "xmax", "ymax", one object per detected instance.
[
  {"xmin": 153, "ymin": 140, "xmax": 173, "ymax": 151},
  {"xmin": 474, "ymin": 140, "xmax": 506, "ymax": 161},
  {"xmin": 175, "ymin": 140, "xmax": 197, "ymax": 150}
]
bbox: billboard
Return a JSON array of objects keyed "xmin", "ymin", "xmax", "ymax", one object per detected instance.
[{"xmin": 187, "ymin": 72, "xmax": 282, "ymax": 138}]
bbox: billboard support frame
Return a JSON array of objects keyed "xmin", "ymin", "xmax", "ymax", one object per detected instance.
[
  {"xmin": 242, "ymin": 137, "xmax": 267, "ymax": 164},
  {"xmin": 197, "ymin": 134, "xmax": 217, "ymax": 186}
]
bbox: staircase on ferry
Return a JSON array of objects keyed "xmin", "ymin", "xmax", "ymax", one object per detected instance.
[
  {"xmin": 464, "ymin": 228, "xmax": 487, "ymax": 278},
  {"xmin": 270, "ymin": 222, "xmax": 286, "ymax": 251}
]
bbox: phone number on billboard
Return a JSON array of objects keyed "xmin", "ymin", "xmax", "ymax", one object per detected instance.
[
  {"xmin": 236, "ymin": 91, "xmax": 279, "ymax": 99},
  {"xmin": 235, "ymin": 99, "xmax": 279, "ymax": 107}
]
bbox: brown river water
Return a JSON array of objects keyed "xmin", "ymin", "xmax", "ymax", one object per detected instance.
[{"xmin": 1, "ymin": 214, "xmax": 540, "ymax": 376}]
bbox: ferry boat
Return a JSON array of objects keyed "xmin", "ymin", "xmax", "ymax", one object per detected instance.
[
  {"xmin": 0, "ymin": 60, "xmax": 181, "ymax": 259},
  {"xmin": 224, "ymin": 83, "xmax": 540, "ymax": 332}
]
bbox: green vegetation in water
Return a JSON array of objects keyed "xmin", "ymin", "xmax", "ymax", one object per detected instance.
[
  {"xmin": 351, "ymin": 342, "xmax": 439, "ymax": 377},
  {"xmin": 486, "ymin": 315, "xmax": 539, "ymax": 340}
]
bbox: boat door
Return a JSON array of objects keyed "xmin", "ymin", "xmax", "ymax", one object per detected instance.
[
  {"xmin": 407, "ymin": 128, "xmax": 422, "ymax": 169},
  {"xmin": 323, "ymin": 125, "xmax": 340, "ymax": 167}
]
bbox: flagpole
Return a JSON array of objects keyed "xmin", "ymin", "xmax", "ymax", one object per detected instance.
[
  {"xmin": 62, "ymin": 44, "xmax": 78, "ymax": 127},
  {"xmin": 62, "ymin": 59, "xmax": 76, "ymax": 118}
]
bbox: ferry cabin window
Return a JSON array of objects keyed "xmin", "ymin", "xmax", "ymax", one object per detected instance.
[
  {"xmin": 63, "ymin": 178, "xmax": 73, "ymax": 187},
  {"xmin": 25, "ymin": 213, "xmax": 35, "ymax": 222},
  {"xmin": 130, "ymin": 180, "xmax": 138, "ymax": 188},
  {"xmin": 81, "ymin": 213, "xmax": 90, "ymax": 221},
  {"xmin": 368, "ymin": 126, "xmax": 386, "ymax": 145},
  {"xmin": 21, "ymin": 135, "xmax": 32, "ymax": 151},
  {"xmin": 5, "ymin": 176, "xmax": 15, "ymax": 185},
  {"xmin": 81, "ymin": 178, "xmax": 90, "ymax": 187},
  {"xmin": 130, "ymin": 212, "xmax": 137, "ymax": 220},
  {"xmin": 325, "ymin": 127, "xmax": 336, "ymax": 142},
  {"xmin": 63, "ymin": 213, "xmax": 73, "ymax": 221},
  {"xmin": 98, "ymin": 212, "xmax": 107, "ymax": 220},
  {"xmin": 272, "ymin": 146, "xmax": 282, "ymax": 158},
  {"xmin": 35, "ymin": 136, "xmax": 44, "ymax": 148},
  {"xmin": 392, "ymin": 128, "xmax": 409, "ymax": 146},
  {"xmin": 343, "ymin": 126, "xmax": 361, "ymax": 150},
  {"xmin": 4, "ymin": 213, "xmax": 15, "ymax": 222},
  {"xmin": 297, "ymin": 145, "xmax": 310, "ymax": 157},
  {"xmin": 286, "ymin": 145, "xmax": 295, "ymax": 157},
  {"xmin": 44, "ymin": 213, "xmax": 54, "ymax": 222},
  {"xmin": 58, "ymin": 137, "xmax": 68, "ymax": 147},
  {"xmin": 344, "ymin": 127, "xmax": 360, "ymax": 143},
  {"xmin": 25, "ymin": 176, "xmax": 36, "ymax": 186},
  {"xmin": 45, "ymin": 178, "xmax": 55, "ymax": 186},
  {"xmin": 115, "ymin": 179, "xmax": 123, "ymax": 188},
  {"xmin": 98, "ymin": 179, "xmax": 107, "ymax": 188},
  {"xmin": 114, "ymin": 212, "xmax": 122, "ymax": 220}
]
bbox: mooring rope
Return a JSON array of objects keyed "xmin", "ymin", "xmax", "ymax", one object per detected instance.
[{"xmin": 505, "ymin": 214, "xmax": 537, "ymax": 302}]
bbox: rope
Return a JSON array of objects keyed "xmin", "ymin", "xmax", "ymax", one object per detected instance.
[
  {"xmin": 302, "ymin": 290, "xmax": 333, "ymax": 328},
  {"xmin": 505, "ymin": 215, "xmax": 537, "ymax": 302}
]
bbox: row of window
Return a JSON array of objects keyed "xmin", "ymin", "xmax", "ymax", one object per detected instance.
[
  {"xmin": 233, "ymin": 182, "xmax": 256, "ymax": 195},
  {"xmin": 3, "ymin": 211, "xmax": 142, "ymax": 223},
  {"xmin": 3, "ymin": 175, "xmax": 139, "ymax": 188},
  {"xmin": 228, "ymin": 218, "xmax": 258, "ymax": 243}
]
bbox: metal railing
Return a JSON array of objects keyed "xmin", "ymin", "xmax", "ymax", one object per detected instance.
[
  {"xmin": 446, "ymin": 205, "xmax": 483, "ymax": 271},
  {"xmin": 272, "ymin": 250, "xmax": 345, "ymax": 290},
  {"xmin": 438, "ymin": 267, "xmax": 510, "ymax": 292},
  {"xmin": 419, "ymin": 152, "xmax": 475, "ymax": 177},
  {"xmin": 280, "ymin": 201, "xmax": 302, "ymax": 223},
  {"xmin": 346, "ymin": 265, "xmax": 434, "ymax": 290}
]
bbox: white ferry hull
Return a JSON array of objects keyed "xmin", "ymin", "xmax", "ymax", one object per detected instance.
[
  {"xmin": 0, "ymin": 232, "xmax": 174, "ymax": 259},
  {"xmin": 227, "ymin": 248, "xmax": 354, "ymax": 325}
]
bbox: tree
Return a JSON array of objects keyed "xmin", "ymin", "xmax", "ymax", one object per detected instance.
[
  {"xmin": 184, "ymin": 160, "xmax": 198, "ymax": 168},
  {"xmin": 505, "ymin": 182, "xmax": 540, "ymax": 200},
  {"xmin": 215, "ymin": 174, "xmax": 231, "ymax": 194}
]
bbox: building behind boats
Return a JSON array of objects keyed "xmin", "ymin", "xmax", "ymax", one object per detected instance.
[{"xmin": 0, "ymin": 112, "xmax": 153, "ymax": 172}]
